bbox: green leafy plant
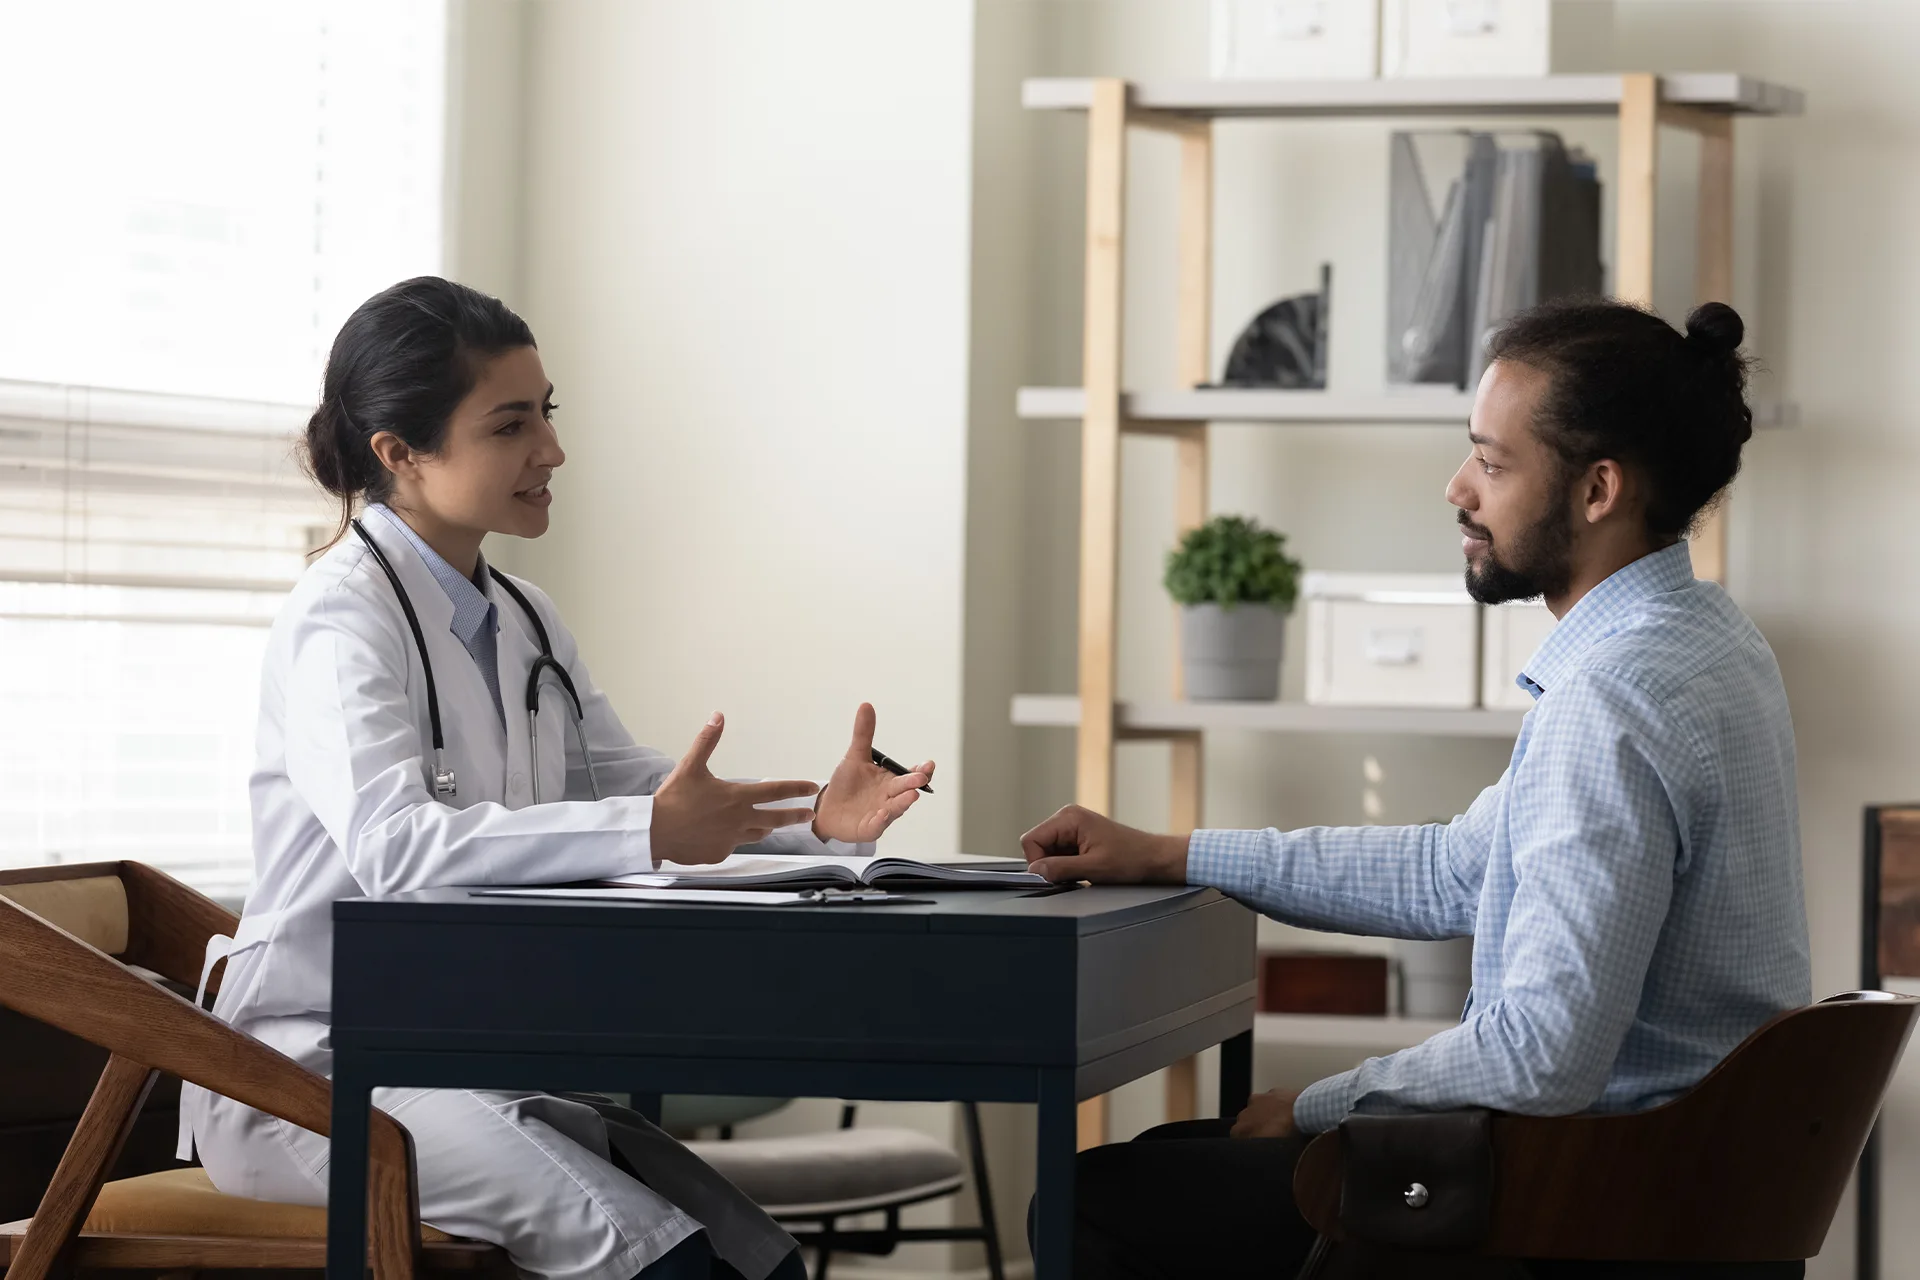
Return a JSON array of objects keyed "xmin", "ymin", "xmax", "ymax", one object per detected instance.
[{"xmin": 1163, "ymin": 514, "xmax": 1304, "ymax": 610}]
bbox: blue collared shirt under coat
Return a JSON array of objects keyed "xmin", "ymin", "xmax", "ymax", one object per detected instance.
[
  {"xmin": 1188, "ymin": 541, "xmax": 1811, "ymax": 1133},
  {"xmin": 368, "ymin": 503, "xmax": 505, "ymax": 726}
]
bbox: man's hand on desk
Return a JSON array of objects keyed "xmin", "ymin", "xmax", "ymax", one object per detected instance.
[
  {"xmin": 1020, "ymin": 806, "xmax": 1190, "ymax": 885},
  {"xmin": 1229, "ymin": 1089, "xmax": 1301, "ymax": 1140}
]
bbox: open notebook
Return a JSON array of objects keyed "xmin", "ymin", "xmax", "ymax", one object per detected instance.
[{"xmin": 608, "ymin": 853, "xmax": 1046, "ymax": 891}]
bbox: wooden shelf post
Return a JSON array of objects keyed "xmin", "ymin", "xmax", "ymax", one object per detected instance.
[
  {"xmin": 1690, "ymin": 111, "xmax": 1734, "ymax": 584},
  {"xmin": 1074, "ymin": 78, "xmax": 1128, "ymax": 1151},
  {"xmin": 1074, "ymin": 78, "xmax": 1127, "ymax": 821},
  {"xmin": 1615, "ymin": 73, "xmax": 1660, "ymax": 308},
  {"xmin": 1619, "ymin": 73, "xmax": 1734, "ymax": 586},
  {"xmin": 1164, "ymin": 119, "xmax": 1214, "ymax": 1128}
]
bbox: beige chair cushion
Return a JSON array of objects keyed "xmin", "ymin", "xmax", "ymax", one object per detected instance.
[
  {"xmin": 0, "ymin": 877, "xmax": 128, "ymax": 954},
  {"xmin": 685, "ymin": 1127, "xmax": 965, "ymax": 1219},
  {"xmin": 78, "ymin": 1167, "xmax": 452, "ymax": 1242}
]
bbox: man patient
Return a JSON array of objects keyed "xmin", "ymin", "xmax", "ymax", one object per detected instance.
[{"xmin": 1022, "ymin": 298, "xmax": 1811, "ymax": 1279}]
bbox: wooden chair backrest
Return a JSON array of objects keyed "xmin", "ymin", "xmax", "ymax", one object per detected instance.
[
  {"xmin": 0, "ymin": 862, "xmax": 422, "ymax": 1280},
  {"xmin": 0, "ymin": 861, "xmax": 243, "ymax": 994},
  {"xmin": 1296, "ymin": 992, "xmax": 1920, "ymax": 1262},
  {"xmin": 0, "ymin": 873, "xmax": 128, "ymax": 957}
]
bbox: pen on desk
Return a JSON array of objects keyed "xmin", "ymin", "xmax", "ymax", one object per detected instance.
[{"xmin": 871, "ymin": 747, "xmax": 934, "ymax": 794}]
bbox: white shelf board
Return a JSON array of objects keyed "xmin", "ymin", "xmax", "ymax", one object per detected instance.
[
  {"xmin": 1256, "ymin": 1012, "xmax": 1456, "ymax": 1051},
  {"xmin": 1023, "ymin": 74, "xmax": 1805, "ymax": 119},
  {"xmin": 1012, "ymin": 695, "xmax": 1527, "ymax": 739},
  {"xmin": 1016, "ymin": 386, "xmax": 1800, "ymax": 431},
  {"xmin": 1018, "ymin": 386, "xmax": 1471, "ymax": 425}
]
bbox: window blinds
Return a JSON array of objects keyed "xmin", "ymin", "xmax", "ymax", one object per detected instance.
[
  {"xmin": 0, "ymin": 380, "xmax": 324, "ymax": 610},
  {"xmin": 0, "ymin": 0, "xmax": 448, "ymax": 899}
]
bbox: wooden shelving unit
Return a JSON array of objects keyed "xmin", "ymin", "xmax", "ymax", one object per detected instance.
[{"xmin": 1018, "ymin": 72, "xmax": 1803, "ymax": 1148}]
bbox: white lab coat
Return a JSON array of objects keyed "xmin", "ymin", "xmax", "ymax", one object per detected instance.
[{"xmin": 184, "ymin": 511, "xmax": 863, "ymax": 1280}]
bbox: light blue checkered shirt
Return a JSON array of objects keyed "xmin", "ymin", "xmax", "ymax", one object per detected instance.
[
  {"xmin": 1190, "ymin": 541, "xmax": 1811, "ymax": 1134},
  {"xmin": 368, "ymin": 504, "xmax": 504, "ymax": 726}
]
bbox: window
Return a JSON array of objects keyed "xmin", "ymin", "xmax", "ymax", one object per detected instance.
[{"xmin": 0, "ymin": 1, "xmax": 448, "ymax": 901}]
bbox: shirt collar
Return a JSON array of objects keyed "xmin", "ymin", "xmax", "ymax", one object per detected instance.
[
  {"xmin": 1517, "ymin": 541, "xmax": 1695, "ymax": 699},
  {"xmin": 367, "ymin": 504, "xmax": 498, "ymax": 648}
]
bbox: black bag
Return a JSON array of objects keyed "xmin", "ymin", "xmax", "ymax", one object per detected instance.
[{"xmin": 1339, "ymin": 1109, "xmax": 1494, "ymax": 1251}]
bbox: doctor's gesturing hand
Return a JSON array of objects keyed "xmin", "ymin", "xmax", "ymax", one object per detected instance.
[
  {"xmin": 1021, "ymin": 805, "xmax": 1190, "ymax": 885},
  {"xmin": 649, "ymin": 712, "xmax": 820, "ymax": 865},
  {"xmin": 811, "ymin": 702, "xmax": 934, "ymax": 844}
]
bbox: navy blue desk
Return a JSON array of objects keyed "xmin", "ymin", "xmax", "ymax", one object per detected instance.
[{"xmin": 326, "ymin": 884, "xmax": 1257, "ymax": 1280}]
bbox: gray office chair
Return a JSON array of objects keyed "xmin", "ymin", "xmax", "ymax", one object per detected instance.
[
  {"xmin": 684, "ymin": 1101, "xmax": 1006, "ymax": 1280},
  {"xmin": 660, "ymin": 1094, "xmax": 790, "ymax": 1139}
]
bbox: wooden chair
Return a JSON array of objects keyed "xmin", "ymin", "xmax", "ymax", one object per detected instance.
[
  {"xmin": 1291, "ymin": 991, "xmax": 1920, "ymax": 1274},
  {"xmin": 0, "ymin": 861, "xmax": 507, "ymax": 1280}
]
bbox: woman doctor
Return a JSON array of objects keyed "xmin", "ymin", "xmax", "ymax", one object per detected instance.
[{"xmin": 183, "ymin": 277, "xmax": 934, "ymax": 1280}]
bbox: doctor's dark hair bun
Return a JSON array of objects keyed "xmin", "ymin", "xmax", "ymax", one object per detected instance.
[
  {"xmin": 302, "ymin": 276, "xmax": 536, "ymax": 549},
  {"xmin": 1487, "ymin": 297, "xmax": 1755, "ymax": 542}
]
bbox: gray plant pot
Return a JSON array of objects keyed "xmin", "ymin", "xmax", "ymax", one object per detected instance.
[{"xmin": 1180, "ymin": 603, "xmax": 1287, "ymax": 701}]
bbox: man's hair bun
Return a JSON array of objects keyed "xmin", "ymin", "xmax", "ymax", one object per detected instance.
[{"xmin": 1685, "ymin": 301, "xmax": 1745, "ymax": 359}]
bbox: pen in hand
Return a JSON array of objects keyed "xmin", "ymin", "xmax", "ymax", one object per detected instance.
[{"xmin": 871, "ymin": 747, "xmax": 934, "ymax": 794}]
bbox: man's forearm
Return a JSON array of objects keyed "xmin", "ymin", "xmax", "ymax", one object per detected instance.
[{"xmin": 1186, "ymin": 821, "xmax": 1480, "ymax": 939}]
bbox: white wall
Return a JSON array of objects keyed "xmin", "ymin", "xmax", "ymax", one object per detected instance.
[
  {"xmin": 443, "ymin": 0, "xmax": 527, "ymax": 303},
  {"xmin": 509, "ymin": 0, "xmax": 976, "ymax": 849}
]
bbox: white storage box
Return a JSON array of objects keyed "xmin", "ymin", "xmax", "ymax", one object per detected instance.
[
  {"xmin": 1381, "ymin": 0, "xmax": 1613, "ymax": 79},
  {"xmin": 1480, "ymin": 600, "xmax": 1559, "ymax": 709},
  {"xmin": 1304, "ymin": 572, "xmax": 1480, "ymax": 708},
  {"xmin": 1211, "ymin": 0, "xmax": 1382, "ymax": 81}
]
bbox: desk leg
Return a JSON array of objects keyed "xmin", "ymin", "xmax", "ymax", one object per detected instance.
[
  {"xmin": 326, "ymin": 1065, "xmax": 373, "ymax": 1280},
  {"xmin": 1219, "ymin": 1028, "xmax": 1253, "ymax": 1118},
  {"xmin": 1034, "ymin": 1070, "xmax": 1077, "ymax": 1280}
]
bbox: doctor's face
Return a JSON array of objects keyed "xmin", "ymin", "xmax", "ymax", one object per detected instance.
[{"xmin": 412, "ymin": 345, "xmax": 566, "ymax": 541}]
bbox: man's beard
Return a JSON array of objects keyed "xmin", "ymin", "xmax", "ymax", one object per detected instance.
[{"xmin": 1460, "ymin": 489, "xmax": 1575, "ymax": 605}]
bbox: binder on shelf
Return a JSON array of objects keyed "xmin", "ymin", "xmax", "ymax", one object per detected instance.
[{"xmin": 1389, "ymin": 130, "xmax": 1601, "ymax": 391}]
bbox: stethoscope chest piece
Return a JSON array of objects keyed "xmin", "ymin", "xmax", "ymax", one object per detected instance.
[{"xmin": 433, "ymin": 752, "xmax": 458, "ymax": 798}]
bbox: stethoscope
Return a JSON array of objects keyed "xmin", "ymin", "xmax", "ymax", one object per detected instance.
[{"xmin": 351, "ymin": 519, "xmax": 602, "ymax": 804}]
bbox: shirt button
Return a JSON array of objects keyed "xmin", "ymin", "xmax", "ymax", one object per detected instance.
[{"xmin": 509, "ymin": 772, "xmax": 527, "ymax": 794}]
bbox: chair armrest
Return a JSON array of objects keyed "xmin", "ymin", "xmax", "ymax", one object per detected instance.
[
  {"xmin": 1291, "ymin": 998, "xmax": 1919, "ymax": 1265},
  {"xmin": 1293, "ymin": 1105, "xmax": 1844, "ymax": 1263}
]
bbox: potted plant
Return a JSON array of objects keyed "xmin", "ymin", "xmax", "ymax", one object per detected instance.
[{"xmin": 1164, "ymin": 514, "xmax": 1304, "ymax": 701}]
